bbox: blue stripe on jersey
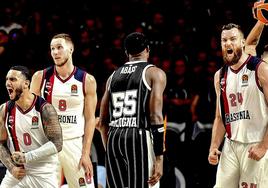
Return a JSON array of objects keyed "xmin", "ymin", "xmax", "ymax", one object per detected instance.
[
  {"xmin": 74, "ymin": 68, "xmax": 86, "ymax": 82},
  {"xmin": 246, "ymin": 55, "xmax": 262, "ymax": 71}
]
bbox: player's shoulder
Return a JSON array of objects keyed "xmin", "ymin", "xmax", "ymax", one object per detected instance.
[
  {"xmin": 85, "ymin": 72, "xmax": 96, "ymax": 84},
  {"xmin": 0, "ymin": 103, "xmax": 6, "ymax": 114},
  {"xmin": 32, "ymin": 69, "xmax": 44, "ymax": 80},
  {"xmin": 146, "ymin": 65, "xmax": 166, "ymax": 79}
]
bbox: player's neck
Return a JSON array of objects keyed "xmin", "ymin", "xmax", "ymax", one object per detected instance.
[
  {"xmin": 55, "ymin": 62, "xmax": 75, "ymax": 80},
  {"xmin": 16, "ymin": 91, "xmax": 35, "ymax": 112},
  {"xmin": 230, "ymin": 53, "xmax": 249, "ymax": 70},
  {"xmin": 128, "ymin": 51, "xmax": 149, "ymax": 62}
]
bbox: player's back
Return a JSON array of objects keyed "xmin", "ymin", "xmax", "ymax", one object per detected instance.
[{"xmin": 108, "ymin": 61, "xmax": 154, "ymax": 130}]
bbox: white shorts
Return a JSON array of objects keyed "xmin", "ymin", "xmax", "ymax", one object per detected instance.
[
  {"xmin": 0, "ymin": 169, "xmax": 58, "ymax": 188},
  {"xmin": 58, "ymin": 137, "xmax": 95, "ymax": 188},
  {"xmin": 214, "ymin": 138, "xmax": 268, "ymax": 188}
]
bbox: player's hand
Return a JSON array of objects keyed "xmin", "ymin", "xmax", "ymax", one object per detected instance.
[
  {"xmin": 248, "ymin": 143, "xmax": 267, "ymax": 161},
  {"xmin": 148, "ymin": 155, "xmax": 163, "ymax": 186},
  {"xmin": 78, "ymin": 154, "xmax": 93, "ymax": 183},
  {"xmin": 12, "ymin": 152, "xmax": 26, "ymax": 165},
  {"xmin": 11, "ymin": 166, "xmax": 26, "ymax": 180},
  {"xmin": 208, "ymin": 148, "xmax": 221, "ymax": 165}
]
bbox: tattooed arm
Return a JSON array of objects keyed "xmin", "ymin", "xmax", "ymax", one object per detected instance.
[
  {"xmin": 12, "ymin": 103, "xmax": 62, "ymax": 164},
  {"xmin": 41, "ymin": 103, "xmax": 63, "ymax": 152},
  {"xmin": 0, "ymin": 103, "xmax": 26, "ymax": 179}
]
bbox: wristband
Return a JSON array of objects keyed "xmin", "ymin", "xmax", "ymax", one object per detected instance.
[
  {"xmin": 151, "ymin": 124, "xmax": 164, "ymax": 156},
  {"xmin": 25, "ymin": 141, "xmax": 58, "ymax": 163}
]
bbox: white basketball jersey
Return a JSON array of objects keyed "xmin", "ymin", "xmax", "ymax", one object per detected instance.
[
  {"xmin": 5, "ymin": 96, "xmax": 58, "ymax": 175},
  {"xmin": 40, "ymin": 66, "xmax": 86, "ymax": 140},
  {"xmin": 219, "ymin": 55, "xmax": 268, "ymax": 143}
]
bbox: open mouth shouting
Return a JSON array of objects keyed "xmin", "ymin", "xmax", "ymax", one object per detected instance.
[{"xmin": 7, "ymin": 88, "xmax": 14, "ymax": 98}]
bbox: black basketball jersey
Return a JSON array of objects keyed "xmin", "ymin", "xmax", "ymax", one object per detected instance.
[{"xmin": 108, "ymin": 61, "xmax": 154, "ymax": 129}]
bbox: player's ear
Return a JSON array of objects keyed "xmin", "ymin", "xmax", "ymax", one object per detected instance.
[
  {"xmin": 241, "ymin": 38, "xmax": 246, "ymax": 48},
  {"xmin": 25, "ymin": 80, "xmax": 30, "ymax": 89}
]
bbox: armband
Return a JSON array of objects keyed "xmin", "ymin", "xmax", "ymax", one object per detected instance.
[
  {"xmin": 151, "ymin": 124, "xmax": 164, "ymax": 156},
  {"xmin": 25, "ymin": 141, "xmax": 58, "ymax": 163}
]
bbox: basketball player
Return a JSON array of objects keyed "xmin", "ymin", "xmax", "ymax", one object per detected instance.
[
  {"xmin": 208, "ymin": 23, "xmax": 268, "ymax": 187},
  {"xmin": 97, "ymin": 32, "xmax": 166, "ymax": 188},
  {"xmin": 0, "ymin": 65, "xmax": 63, "ymax": 188},
  {"xmin": 30, "ymin": 33, "xmax": 97, "ymax": 188}
]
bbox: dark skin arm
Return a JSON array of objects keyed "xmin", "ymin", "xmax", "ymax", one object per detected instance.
[
  {"xmin": 146, "ymin": 66, "xmax": 167, "ymax": 186},
  {"xmin": 97, "ymin": 76, "xmax": 112, "ymax": 150}
]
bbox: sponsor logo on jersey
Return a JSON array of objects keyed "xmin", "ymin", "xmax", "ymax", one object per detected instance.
[
  {"xmin": 31, "ymin": 116, "xmax": 39, "ymax": 129},
  {"xmin": 8, "ymin": 115, "xmax": 14, "ymax": 129},
  {"xmin": 78, "ymin": 177, "xmax": 86, "ymax": 186},
  {"xmin": 225, "ymin": 110, "xmax": 250, "ymax": 124},
  {"xmin": 220, "ymin": 78, "xmax": 226, "ymax": 91},
  {"xmin": 241, "ymin": 74, "xmax": 249, "ymax": 87},
  {"xmin": 109, "ymin": 117, "xmax": 137, "ymax": 127},
  {"xmin": 45, "ymin": 82, "xmax": 52, "ymax": 95},
  {"xmin": 8, "ymin": 115, "xmax": 14, "ymax": 125},
  {"xmin": 71, "ymin": 84, "xmax": 78, "ymax": 95},
  {"xmin": 58, "ymin": 115, "xmax": 77, "ymax": 124},
  {"xmin": 45, "ymin": 82, "xmax": 52, "ymax": 89}
]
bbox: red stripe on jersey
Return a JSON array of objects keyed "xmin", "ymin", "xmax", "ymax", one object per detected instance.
[
  {"xmin": 9, "ymin": 107, "xmax": 20, "ymax": 151},
  {"xmin": 222, "ymin": 71, "xmax": 231, "ymax": 138}
]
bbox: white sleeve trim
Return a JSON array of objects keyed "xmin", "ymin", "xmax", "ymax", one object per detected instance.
[{"xmin": 142, "ymin": 65, "xmax": 154, "ymax": 91}]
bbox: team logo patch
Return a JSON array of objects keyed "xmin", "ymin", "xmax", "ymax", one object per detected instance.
[
  {"xmin": 31, "ymin": 116, "xmax": 39, "ymax": 129},
  {"xmin": 78, "ymin": 177, "xmax": 86, "ymax": 187},
  {"xmin": 241, "ymin": 74, "xmax": 248, "ymax": 87},
  {"xmin": 71, "ymin": 84, "xmax": 78, "ymax": 96}
]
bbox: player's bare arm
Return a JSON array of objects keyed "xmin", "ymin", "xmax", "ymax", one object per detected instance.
[
  {"xmin": 30, "ymin": 70, "xmax": 43, "ymax": 95},
  {"xmin": 146, "ymin": 66, "xmax": 166, "ymax": 186},
  {"xmin": 248, "ymin": 61, "xmax": 268, "ymax": 161},
  {"xmin": 208, "ymin": 70, "xmax": 226, "ymax": 165},
  {"xmin": 79, "ymin": 73, "xmax": 97, "ymax": 178},
  {"xmin": 98, "ymin": 75, "xmax": 112, "ymax": 150},
  {"xmin": 245, "ymin": 21, "xmax": 265, "ymax": 56}
]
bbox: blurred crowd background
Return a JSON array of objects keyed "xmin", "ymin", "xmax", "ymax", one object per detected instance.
[{"xmin": 1, "ymin": 0, "xmax": 268, "ymax": 187}]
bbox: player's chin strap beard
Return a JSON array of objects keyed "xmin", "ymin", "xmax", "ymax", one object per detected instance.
[{"xmin": 12, "ymin": 89, "xmax": 23, "ymax": 102}]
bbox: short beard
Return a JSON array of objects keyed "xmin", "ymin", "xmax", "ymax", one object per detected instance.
[
  {"xmin": 12, "ymin": 88, "xmax": 23, "ymax": 102},
  {"xmin": 223, "ymin": 48, "xmax": 242, "ymax": 66},
  {"xmin": 56, "ymin": 58, "xmax": 68, "ymax": 67}
]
